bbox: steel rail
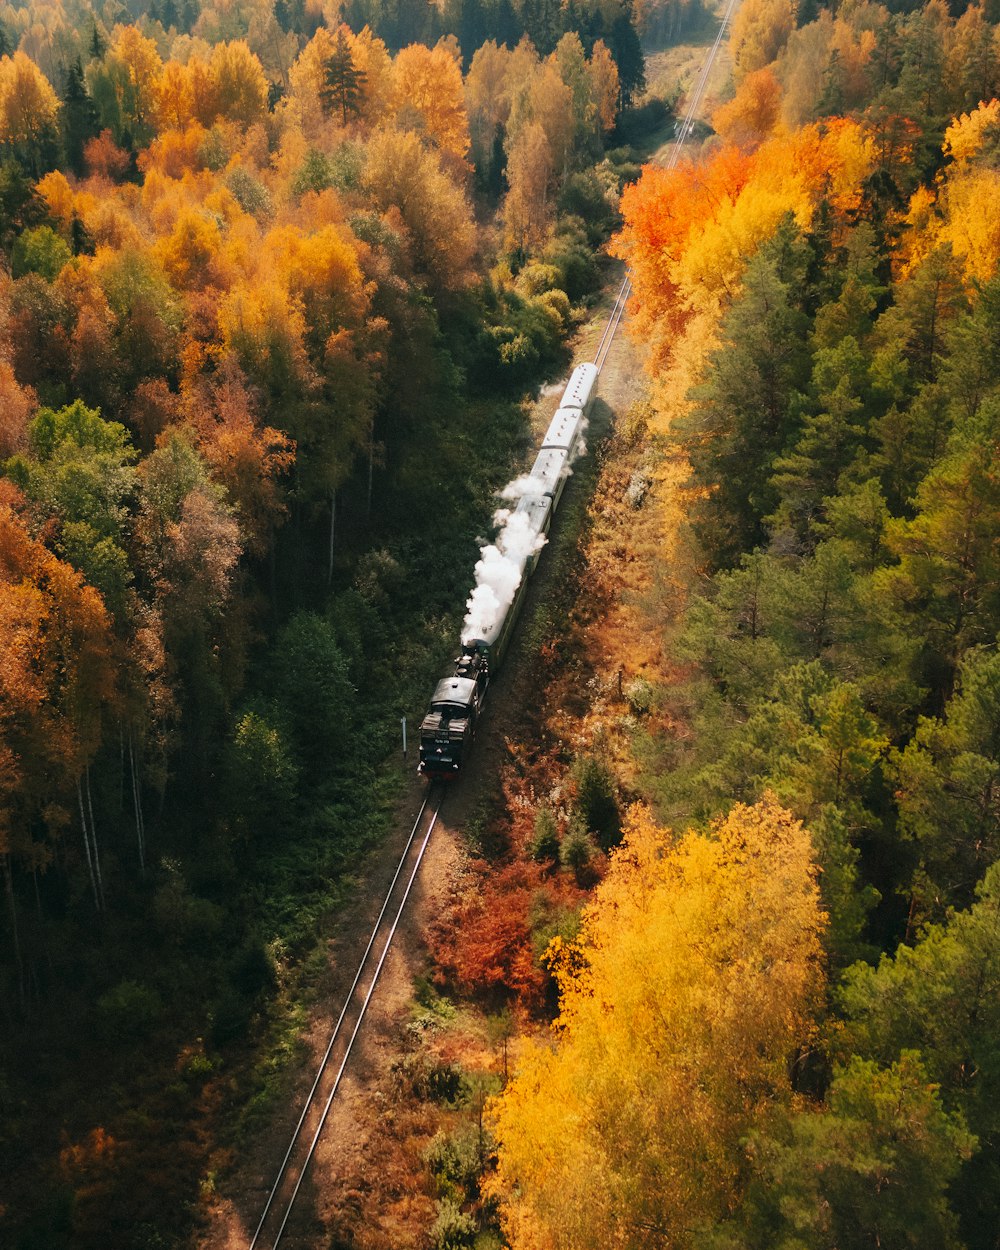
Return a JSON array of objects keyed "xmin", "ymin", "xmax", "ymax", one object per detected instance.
[
  {"xmin": 592, "ymin": 271, "xmax": 632, "ymax": 371},
  {"xmin": 594, "ymin": 0, "xmax": 742, "ymax": 375},
  {"xmin": 595, "ymin": 273, "xmax": 631, "ymax": 375},
  {"xmin": 665, "ymin": 0, "xmax": 742, "ymax": 170},
  {"xmin": 248, "ymin": 790, "xmax": 441, "ymax": 1250},
  {"xmin": 268, "ymin": 797, "xmax": 443, "ymax": 1250}
]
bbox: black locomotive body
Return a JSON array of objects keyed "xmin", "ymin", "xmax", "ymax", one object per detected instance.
[{"xmin": 418, "ymin": 655, "xmax": 488, "ymax": 776}]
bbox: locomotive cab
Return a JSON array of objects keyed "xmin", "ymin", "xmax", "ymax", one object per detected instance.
[{"xmin": 418, "ymin": 675, "xmax": 482, "ymax": 777}]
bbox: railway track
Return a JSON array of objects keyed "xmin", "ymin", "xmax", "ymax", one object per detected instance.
[
  {"xmin": 596, "ymin": 0, "xmax": 742, "ymax": 374},
  {"xmin": 247, "ymin": 789, "xmax": 444, "ymax": 1250},
  {"xmin": 593, "ymin": 271, "xmax": 631, "ymax": 374},
  {"xmin": 668, "ymin": 0, "xmax": 742, "ymax": 164}
]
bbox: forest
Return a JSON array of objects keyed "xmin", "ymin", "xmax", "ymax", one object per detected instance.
[
  {"xmin": 0, "ymin": 0, "xmax": 652, "ymax": 1243},
  {"xmin": 477, "ymin": 0, "xmax": 1000, "ymax": 1248},
  {"xmin": 6, "ymin": 0, "xmax": 1000, "ymax": 1245}
]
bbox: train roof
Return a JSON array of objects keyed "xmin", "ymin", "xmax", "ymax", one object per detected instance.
[
  {"xmin": 527, "ymin": 447, "xmax": 567, "ymax": 496},
  {"xmin": 430, "ymin": 676, "xmax": 478, "ymax": 708},
  {"xmin": 513, "ymin": 491, "xmax": 552, "ymax": 519},
  {"xmin": 541, "ymin": 407, "xmax": 583, "ymax": 452},
  {"xmin": 508, "ymin": 493, "xmax": 552, "ymax": 542},
  {"xmin": 560, "ymin": 363, "xmax": 598, "ymax": 411}
]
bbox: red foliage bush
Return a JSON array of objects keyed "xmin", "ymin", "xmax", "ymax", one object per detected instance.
[
  {"xmin": 429, "ymin": 858, "xmax": 551, "ymax": 1006},
  {"xmin": 84, "ymin": 130, "xmax": 132, "ymax": 180}
]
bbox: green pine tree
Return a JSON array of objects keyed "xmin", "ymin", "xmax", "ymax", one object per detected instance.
[
  {"xmin": 89, "ymin": 20, "xmax": 106, "ymax": 60},
  {"xmin": 682, "ymin": 219, "xmax": 812, "ymax": 566},
  {"xmin": 321, "ymin": 30, "xmax": 366, "ymax": 125},
  {"xmin": 61, "ymin": 57, "xmax": 99, "ymax": 176}
]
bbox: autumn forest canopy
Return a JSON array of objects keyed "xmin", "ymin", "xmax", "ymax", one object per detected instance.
[
  {"xmin": 485, "ymin": 0, "xmax": 1000, "ymax": 1248},
  {"xmin": 5, "ymin": 0, "xmax": 1000, "ymax": 1245},
  {"xmin": 0, "ymin": 1, "xmax": 635, "ymax": 940},
  {"xmin": 0, "ymin": 0, "xmax": 647, "ymax": 1241}
]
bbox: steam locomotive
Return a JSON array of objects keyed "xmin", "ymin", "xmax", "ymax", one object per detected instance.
[{"xmin": 418, "ymin": 363, "xmax": 598, "ymax": 778}]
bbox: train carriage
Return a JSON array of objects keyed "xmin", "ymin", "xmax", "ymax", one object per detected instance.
[
  {"xmin": 542, "ymin": 407, "xmax": 585, "ymax": 454},
  {"xmin": 506, "ymin": 493, "xmax": 553, "ymax": 564},
  {"xmin": 560, "ymin": 363, "xmax": 598, "ymax": 414},
  {"xmin": 527, "ymin": 447, "xmax": 569, "ymax": 502}
]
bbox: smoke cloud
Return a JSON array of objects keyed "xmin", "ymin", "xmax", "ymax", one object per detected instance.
[
  {"xmin": 460, "ymin": 400, "xmax": 589, "ymax": 646},
  {"xmin": 461, "ymin": 507, "xmax": 547, "ymax": 644},
  {"xmin": 499, "ymin": 475, "xmax": 541, "ymax": 502}
]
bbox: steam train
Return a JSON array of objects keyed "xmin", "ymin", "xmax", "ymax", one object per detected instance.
[{"xmin": 418, "ymin": 363, "xmax": 598, "ymax": 778}]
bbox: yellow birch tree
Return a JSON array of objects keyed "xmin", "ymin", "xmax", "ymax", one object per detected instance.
[{"xmin": 489, "ymin": 795, "xmax": 826, "ymax": 1250}]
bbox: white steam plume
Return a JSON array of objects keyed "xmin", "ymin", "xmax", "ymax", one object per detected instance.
[
  {"xmin": 462, "ymin": 507, "xmax": 547, "ymax": 644},
  {"xmin": 461, "ymin": 397, "xmax": 590, "ymax": 646},
  {"xmin": 499, "ymin": 475, "xmax": 541, "ymax": 502}
]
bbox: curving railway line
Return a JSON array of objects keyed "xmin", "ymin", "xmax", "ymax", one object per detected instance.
[
  {"xmin": 242, "ymin": 4, "xmax": 740, "ymax": 1243},
  {"xmin": 598, "ymin": 0, "xmax": 743, "ymax": 360}
]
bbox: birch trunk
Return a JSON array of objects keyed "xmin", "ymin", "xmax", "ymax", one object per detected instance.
[
  {"xmin": 4, "ymin": 853, "xmax": 24, "ymax": 1009},
  {"xmin": 119, "ymin": 721, "xmax": 125, "ymax": 814},
  {"xmin": 367, "ymin": 418, "xmax": 374, "ymax": 521},
  {"xmin": 86, "ymin": 767, "xmax": 104, "ymax": 909},
  {"xmin": 328, "ymin": 488, "xmax": 336, "ymax": 586},
  {"xmin": 128, "ymin": 730, "xmax": 146, "ymax": 875},
  {"xmin": 77, "ymin": 778, "xmax": 100, "ymax": 911}
]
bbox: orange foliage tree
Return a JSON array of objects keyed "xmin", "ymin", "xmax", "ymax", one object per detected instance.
[
  {"xmin": 363, "ymin": 128, "xmax": 477, "ymax": 286},
  {"xmin": 0, "ymin": 490, "xmax": 116, "ymax": 906},
  {"xmin": 0, "ymin": 362, "xmax": 35, "ymax": 458},
  {"xmin": 84, "ymin": 129, "xmax": 131, "ymax": 180},
  {"xmin": 0, "ymin": 51, "xmax": 60, "ymax": 175},
  {"xmin": 588, "ymin": 39, "xmax": 620, "ymax": 136},
  {"xmin": 209, "ymin": 40, "xmax": 269, "ymax": 127},
  {"xmin": 503, "ymin": 121, "xmax": 554, "ymax": 254},
  {"xmin": 488, "ymin": 797, "xmax": 826, "ymax": 1249},
  {"xmin": 391, "ymin": 41, "xmax": 471, "ymax": 163},
  {"xmin": 712, "ymin": 65, "xmax": 782, "ymax": 147},
  {"xmin": 613, "ymin": 121, "xmax": 874, "ymax": 366},
  {"xmin": 182, "ymin": 363, "xmax": 295, "ymax": 558},
  {"xmin": 731, "ymin": 0, "xmax": 796, "ymax": 82},
  {"xmin": 465, "ymin": 39, "xmax": 518, "ymax": 160}
]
